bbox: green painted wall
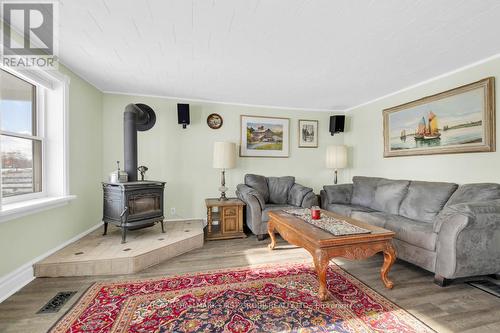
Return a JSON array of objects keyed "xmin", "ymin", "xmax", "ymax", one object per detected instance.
[
  {"xmin": 0, "ymin": 65, "xmax": 103, "ymax": 277},
  {"xmin": 102, "ymin": 94, "xmax": 344, "ymax": 220}
]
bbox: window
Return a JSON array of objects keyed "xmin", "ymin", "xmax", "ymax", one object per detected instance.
[
  {"xmin": 1, "ymin": 70, "xmax": 43, "ymax": 201},
  {"xmin": 0, "ymin": 66, "xmax": 74, "ymax": 222}
]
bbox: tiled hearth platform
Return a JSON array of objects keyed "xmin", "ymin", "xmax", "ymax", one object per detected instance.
[{"xmin": 34, "ymin": 220, "xmax": 204, "ymax": 277}]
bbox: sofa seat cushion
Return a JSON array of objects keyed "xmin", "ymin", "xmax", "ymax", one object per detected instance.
[
  {"xmin": 351, "ymin": 176, "xmax": 384, "ymax": 207},
  {"xmin": 350, "ymin": 211, "xmax": 389, "ymax": 228},
  {"xmin": 399, "ymin": 181, "xmax": 458, "ymax": 223},
  {"xmin": 262, "ymin": 204, "xmax": 297, "ymax": 222},
  {"xmin": 245, "ymin": 174, "xmax": 269, "ymax": 202},
  {"xmin": 324, "ymin": 203, "xmax": 375, "ymax": 217},
  {"xmin": 445, "ymin": 183, "xmax": 500, "ymax": 207},
  {"xmin": 385, "ymin": 216, "xmax": 438, "ymax": 251},
  {"xmin": 268, "ymin": 176, "xmax": 295, "ymax": 204},
  {"xmin": 370, "ymin": 179, "xmax": 410, "ymax": 214}
]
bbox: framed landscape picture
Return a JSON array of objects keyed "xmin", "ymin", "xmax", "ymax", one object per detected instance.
[
  {"xmin": 240, "ymin": 115, "xmax": 289, "ymax": 157},
  {"xmin": 383, "ymin": 77, "xmax": 495, "ymax": 157},
  {"xmin": 298, "ymin": 119, "xmax": 318, "ymax": 148}
]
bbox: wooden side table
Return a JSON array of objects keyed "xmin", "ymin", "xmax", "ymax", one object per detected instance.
[{"xmin": 205, "ymin": 198, "xmax": 246, "ymax": 240}]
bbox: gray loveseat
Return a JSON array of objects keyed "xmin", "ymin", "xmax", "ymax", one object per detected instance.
[
  {"xmin": 320, "ymin": 176, "xmax": 500, "ymax": 286},
  {"xmin": 236, "ymin": 174, "xmax": 318, "ymax": 240}
]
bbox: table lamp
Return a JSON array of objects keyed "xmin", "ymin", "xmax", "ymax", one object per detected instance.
[
  {"xmin": 326, "ymin": 145, "xmax": 347, "ymax": 184},
  {"xmin": 213, "ymin": 142, "xmax": 237, "ymax": 201}
]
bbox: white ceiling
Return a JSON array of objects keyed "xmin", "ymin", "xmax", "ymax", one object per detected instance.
[{"xmin": 58, "ymin": 0, "xmax": 500, "ymax": 111}]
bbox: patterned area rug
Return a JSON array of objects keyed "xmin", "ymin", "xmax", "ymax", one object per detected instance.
[{"xmin": 50, "ymin": 263, "xmax": 434, "ymax": 333}]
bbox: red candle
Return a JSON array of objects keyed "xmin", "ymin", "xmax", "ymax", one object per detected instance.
[{"xmin": 311, "ymin": 207, "xmax": 321, "ymax": 220}]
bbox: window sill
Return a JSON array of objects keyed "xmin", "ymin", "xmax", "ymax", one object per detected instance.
[{"xmin": 0, "ymin": 195, "xmax": 77, "ymax": 224}]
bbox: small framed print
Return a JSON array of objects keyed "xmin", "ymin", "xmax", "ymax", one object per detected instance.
[{"xmin": 298, "ymin": 120, "xmax": 318, "ymax": 148}]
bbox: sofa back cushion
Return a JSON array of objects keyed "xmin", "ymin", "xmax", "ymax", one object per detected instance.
[
  {"xmin": 445, "ymin": 183, "xmax": 500, "ymax": 207},
  {"xmin": 323, "ymin": 184, "xmax": 352, "ymax": 204},
  {"xmin": 351, "ymin": 176, "xmax": 384, "ymax": 207},
  {"xmin": 245, "ymin": 174, "xmax": 269, "ymax": 202},
  {"xmin": 268, "ymin": 176, "xmax": 295, "ymax": 204},
  {"xmin": 371, "ymin": 179, "xmax": 410, "ymax": 214},
  {"xmin": 399, "ymin": 181, "xmax": 458, "ymax": 222}
]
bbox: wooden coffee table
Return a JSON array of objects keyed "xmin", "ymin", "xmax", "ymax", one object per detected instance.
[{"xmin": 267, "ymin": 209, "xmax": 396, "ymax": 301}]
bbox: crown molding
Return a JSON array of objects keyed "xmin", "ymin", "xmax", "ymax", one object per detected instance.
[{"xmin": 102, "ymin": 90, "xmax": 342, "ymax": 113}]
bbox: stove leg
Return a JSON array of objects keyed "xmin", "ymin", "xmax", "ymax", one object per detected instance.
[
  {"xmin": 103, "ymin": 222, "xmax": 108, "ymax": 236},
  {"xmin": 121, "ymin": 228, "xmax": 127, "ymax": 244},
  {"xmin": 160, "ymin": 220, "xmax": 165, "ymax": 233}
]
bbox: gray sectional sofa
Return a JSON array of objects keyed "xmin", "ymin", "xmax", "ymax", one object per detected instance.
[
  {"xmin": 236, "ymin": 174, "xmax": 318, "ymax": 240},
  {"xmin": 320, "ymin": 176, "xmax": 500, "ymax": 285}
]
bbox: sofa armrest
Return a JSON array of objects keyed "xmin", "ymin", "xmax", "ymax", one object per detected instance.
[
  {"xmin": 435, "ymin": 199, "xmax": 500, "ymax": 279},
  {"xmin": 288, "ymin": 183, "xmax": 315, "ymax": 207},
  {"xmin": 236, "ymin": 184, "xmax": 266, "ymax": 235},
  {"xmin": 320, "ymin": 190, "xmax": 327, "ymax": 209},
  {"xmin": 301, "ymin": 191, "xmax": 318, "ymax": 208},
  {"xmin": 322, "ymin": 184, "xmax": 353, "ymax": 205},
  {"xmin": 236, "ymin": 184, "xmax": 265, "ymax": 210}
]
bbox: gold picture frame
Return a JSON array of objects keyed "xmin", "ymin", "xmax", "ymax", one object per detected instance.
[
  {"xmin": 383, "ymin": 77, "xmax": 495, "ymax": 157},
  {"xmin": 240, "ymin": 115, "xmax": 290, "ymax": 157}
]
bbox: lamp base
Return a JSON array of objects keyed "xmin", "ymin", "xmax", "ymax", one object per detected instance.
[
  {"xmin": 218, "ymin": 170, "xmax": 229, "ymax": 201},
  {"xmin": 334, "ymin": 169, "xmax": 338, "ymax": 184}
]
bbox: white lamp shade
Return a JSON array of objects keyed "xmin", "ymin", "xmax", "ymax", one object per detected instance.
[
  {"xmin": 213, "ymin": 142, "xmax": 237, "ymax": 169},
  {"xmin": 326, "ymin": 145, "xmax": 348, "ymax": 169}
]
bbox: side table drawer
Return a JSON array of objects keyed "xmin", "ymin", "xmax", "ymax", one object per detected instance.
[{"xmin": 223, "ymin": 207, "xmax": 237, "ymax": 217}]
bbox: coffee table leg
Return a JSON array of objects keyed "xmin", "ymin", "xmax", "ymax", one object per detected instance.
[
  {"xmin": 313, "ymin": 250, "xmax": 330, "ymax": 301},
  {"xmin": 381, "ymin": 243, "xmax": 396, "ymax": 289},
  {"xmin": 268, "ymin": 221, "xmax": 276, "ymax": 250}
]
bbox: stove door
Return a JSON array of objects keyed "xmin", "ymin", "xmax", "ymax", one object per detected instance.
[{"xmin": 127, "ymin": 190, "xmax": 163, "ymax": 221}]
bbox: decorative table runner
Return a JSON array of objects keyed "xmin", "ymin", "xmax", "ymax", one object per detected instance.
[{"xmin": 284, "ymin": 209, "xmax": 371, "ymax": 236}]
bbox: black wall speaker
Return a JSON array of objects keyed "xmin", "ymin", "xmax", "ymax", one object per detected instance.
[
  {"xmin": 177, "ymin": 103, "xmax": 190, "ymax": 129},
  {"xmin": 329, "ymin": 115, "xmax": 345, "ymax": 135}
]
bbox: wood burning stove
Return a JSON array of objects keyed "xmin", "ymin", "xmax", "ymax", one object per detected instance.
[
  {"xmin": 102, "ymin": 181, "xmax": 165, "ymax": 243},
  {"xmin": 102, "ymin": 103, "xmax": 165, "ymax": 243}
]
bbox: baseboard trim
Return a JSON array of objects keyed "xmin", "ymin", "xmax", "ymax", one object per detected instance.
[
  {"xmin": 165, "ymin": 217, "xmax": 207, "ymax": 228},
  {"xmin": 0, "ymin": 222, "xmax": 102, "ymax": 304}
]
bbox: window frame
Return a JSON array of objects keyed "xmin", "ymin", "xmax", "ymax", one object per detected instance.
[
  {"xmin": 0, "ymin": 65, "xmax": 75, "ymax": 223},
  {"xmin": 0, "ymin": 70, "xmax": 46, "ymax": 204}
]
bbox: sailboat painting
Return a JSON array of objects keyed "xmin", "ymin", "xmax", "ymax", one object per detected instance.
[{"xmin": 383, "ymin": 77, "xmax": 495, "ymax": 157}]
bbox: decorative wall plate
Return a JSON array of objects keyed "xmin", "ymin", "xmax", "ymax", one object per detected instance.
[{"xmin": 207, "ymin": 113, "xmax": 223, "ymax": 129}]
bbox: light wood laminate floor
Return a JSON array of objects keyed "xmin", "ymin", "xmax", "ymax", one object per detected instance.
[{"xmin": 0, "ymin": 236, "xmax": 499, "ymax": 333}]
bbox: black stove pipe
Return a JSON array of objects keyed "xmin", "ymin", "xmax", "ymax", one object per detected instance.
[{"xmin": 124, "ymin": 103, "xmax": 156, "ymax": 181}]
